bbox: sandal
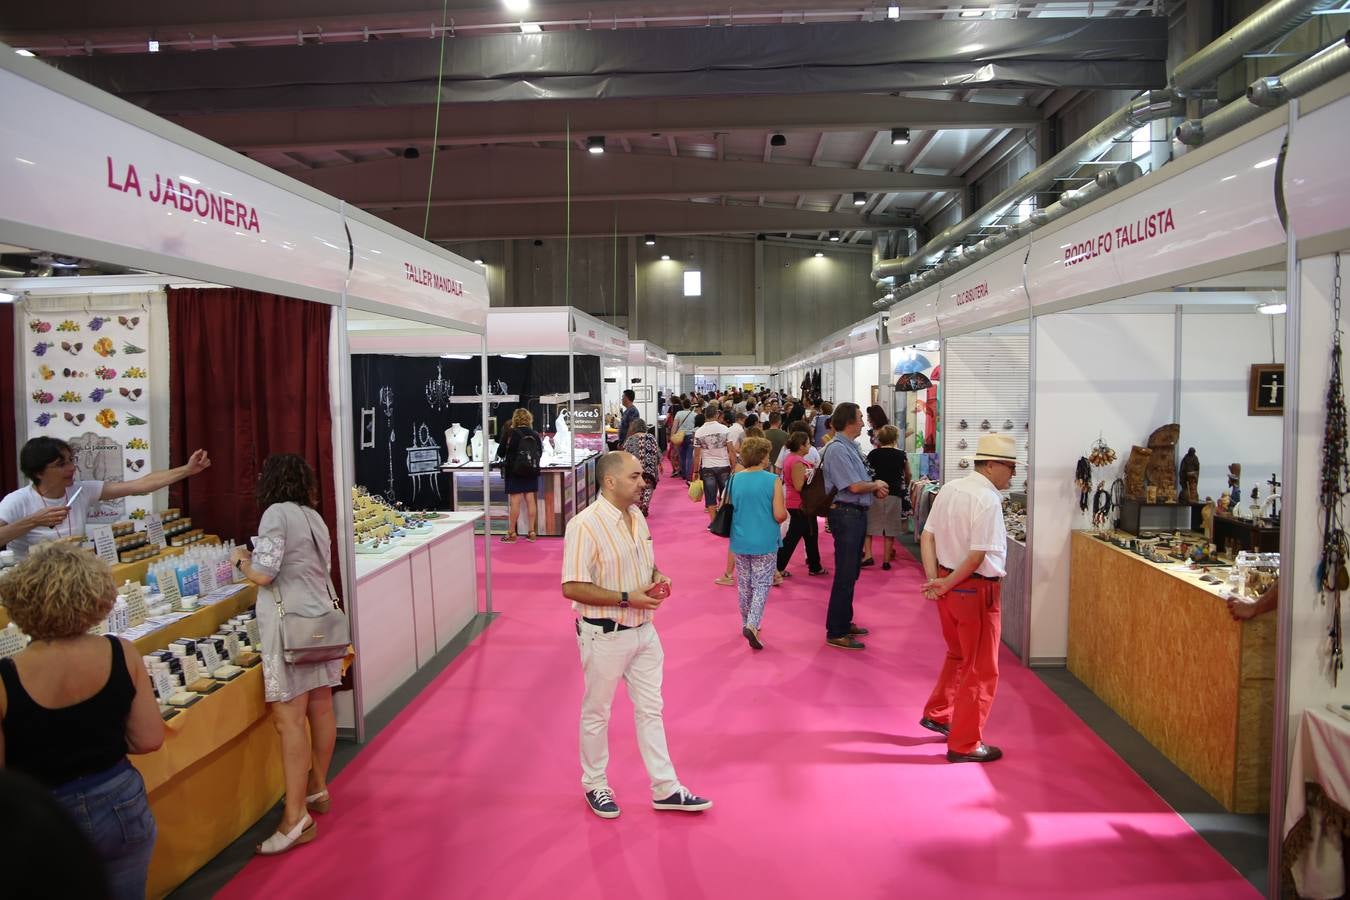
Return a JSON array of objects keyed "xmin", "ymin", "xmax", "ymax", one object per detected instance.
[
  {"xmin": 306, "ymin": 789, "xmax": 330, "ymax": 814},
  {"xmin": 714, "ymin": 574, "xmax": 735, "ymax": 586},
  {"xmin": 526, "ymin": 532, "xmax": 538, "ymax": 542},
  {"xmin": 500, "ymin": 533, "xmax": 517, "ymax": 543},
  {"xmin": 256, "ymin": 814, "xmax": 316, "ymax": 856}
]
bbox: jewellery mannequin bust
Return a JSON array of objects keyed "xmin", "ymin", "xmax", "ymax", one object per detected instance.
[
  {"xmin": 445, "ymin": 424, "xmax": 469, "ymax": 463},
  {"xmin": 468, "ymin": 428, "xmax": 499, "ymax": 463}
]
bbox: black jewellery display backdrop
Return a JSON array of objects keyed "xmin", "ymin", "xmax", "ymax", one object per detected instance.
[{"xmin": 351, "ymin": 353, "xmax": 602, "ymax": 509}]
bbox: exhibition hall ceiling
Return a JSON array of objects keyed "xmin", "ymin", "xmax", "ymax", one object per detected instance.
[{"xmin": 2, "ymin": 0, "xmax": 1169, "ymax": 245}]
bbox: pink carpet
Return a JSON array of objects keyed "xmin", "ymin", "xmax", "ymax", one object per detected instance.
[{"xmin": 220, "ymin": 463, "xmax": 1258, "ymax": 900}]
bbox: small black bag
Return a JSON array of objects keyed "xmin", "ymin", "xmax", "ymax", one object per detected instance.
[
  {"xmin": 708, "ymin": 473, "xmax": 735, "ymax": 538},
  {"xmin": 509, "ymin": 432, "xmax": 542, "ymax": 478}
]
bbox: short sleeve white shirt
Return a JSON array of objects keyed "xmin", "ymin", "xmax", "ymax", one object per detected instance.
[
  {"xmin": 693, "ymin": 422, "xmax": 732, "ymax": 469},
  {"xmin": 922, "ymin": 471, "xmax": 1007, "ymax": 578},
  {"xmin": 0, "ymin": 480, "xmax": 106, "ymax": 558}
]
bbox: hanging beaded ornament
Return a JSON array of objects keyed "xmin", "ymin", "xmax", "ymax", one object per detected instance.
[{"xmin": 1317, "ymin": 252, "xmax": 1347, "ymax": 685}]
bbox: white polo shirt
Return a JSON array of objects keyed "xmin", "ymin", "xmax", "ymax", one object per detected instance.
[{"xmin": 922, "ymin": 470, "xmax": 1007, "ymax": 578}]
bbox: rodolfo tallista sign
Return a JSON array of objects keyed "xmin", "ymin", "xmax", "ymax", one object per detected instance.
[{"xmin": 1026, "ymin": 125, "xmax": 1286, "ymax": 311}]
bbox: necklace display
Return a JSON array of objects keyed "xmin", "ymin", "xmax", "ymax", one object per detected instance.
[{"xmin": 1318, "ymin": 252, "xmax": 1347, "ymax": 685}]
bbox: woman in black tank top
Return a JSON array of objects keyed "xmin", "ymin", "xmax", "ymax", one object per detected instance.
[{"xmin": 0, "ymin": 542, "xmax": 164, "ymax": 900}]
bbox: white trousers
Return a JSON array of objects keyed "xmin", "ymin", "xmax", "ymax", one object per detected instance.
[{"xmin": 576, "ymin": 619, "xmax": 681, "ymax": 800}]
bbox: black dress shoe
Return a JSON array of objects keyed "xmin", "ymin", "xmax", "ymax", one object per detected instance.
[
  {"xmin": 919, "ymin": 717, "xmax": 950, "ymax": 736},
  {"xmin": 826, "ymin": 635, "xmax": 865, "ymax": 651},
  {"xmin": 946, "ymin": 743, "xmax": 1003, "ymax": 764},
  {"xmin": 848, "ymin": 624, "xmax": 870, "ymax": 637},
  {"xmin": 860, "ymin": 558, "xmax": 875, "ymax": 567}
]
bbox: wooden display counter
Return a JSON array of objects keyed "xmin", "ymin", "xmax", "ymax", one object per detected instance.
[
  {"xmin": 1067, "ymin": 531, "xmax": 1276, "ymax": 813},
  {"xmin": 1, "ymin": 577, "xmax": 278, "ymax": 899},
  {"xmin": 445, "ymin": 454, "xmax": 598, "ymax": 536}
]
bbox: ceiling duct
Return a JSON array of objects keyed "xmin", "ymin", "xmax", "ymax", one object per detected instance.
[
  {"xmin": 872, "ymin": 0, "xmax": 1340, "ymax": 305},
  {"xmin": 1176, "ymin": 31, "xmax": 1350, "ymax": 146},
  {"xmin": 870, "ymin": 90, "xmax": 1179, "ymax": 283}
]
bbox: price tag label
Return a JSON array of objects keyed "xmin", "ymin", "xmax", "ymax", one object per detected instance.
[
  {"xmin": 144, "ymin": 514, "xmax": 167, "ymax": 549},
  {"xmin": 89, "ymin": 525, "xmax": 119, "ymax": 564},
  {"xmin": 158, "ymin": 576, "xmax": 182, "ymax": 611}
]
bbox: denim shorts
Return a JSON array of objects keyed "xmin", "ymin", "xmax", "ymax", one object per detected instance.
[
  {"xmin": 701, "ymin": 467, "xmax": 731, "ymax": 507},
  {"xmin": 51, "ymin": 759, "xmax": 156, "ymax": 900}
]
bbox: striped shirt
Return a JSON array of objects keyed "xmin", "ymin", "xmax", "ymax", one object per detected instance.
[{"xmin": 562, "ymin": 494, "xmax": 656, "ymax": 627}]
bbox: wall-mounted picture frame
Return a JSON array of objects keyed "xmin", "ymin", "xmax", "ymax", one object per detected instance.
[
  {"xmin": 487, "ymin": 416, "xmax": 498, "ymax": 438},
  {"xmin": 1248, "ymin": 364, "xmax": 1285, "ymax": 416},
  {"xmin": 360, "ymin": 408, "xmax": 376, "ymax": 448}
]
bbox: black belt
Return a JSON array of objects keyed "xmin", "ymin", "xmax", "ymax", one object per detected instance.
[
  {"xmin": 580, "ymin": 617, "xmax": 643, "ymax": 633},
  {"xmin": 939, "ymin": 567, "xmax": 1001, "ymax": 582}
]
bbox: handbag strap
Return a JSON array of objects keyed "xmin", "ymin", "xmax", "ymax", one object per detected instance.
[{"xmin": 273, "ymin": 508, "xmax": 341, "ymax": 618}]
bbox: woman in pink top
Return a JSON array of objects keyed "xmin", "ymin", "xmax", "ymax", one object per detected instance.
[{"xmin": 776, "ymin": 432, "xmax": 826, "ymax": 578}]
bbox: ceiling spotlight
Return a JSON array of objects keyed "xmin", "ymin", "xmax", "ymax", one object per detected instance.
[
  {"xmin": 828, "ymin": 231, "xmax": 841, "ymax": 242},
  {"xmin": 147, "ymin": 40, "xmax": 160, "ymax": 53},
  {"xmin": 891, "ymin": 127, "xmax": 911, "ymax": 146},
  {"xmin": 503, "ymin": 0, "xmax": 530, "ymax": 11},
  {"xmin": 473, "ymin": 258, "xmax": 484, "ymax": 265},
  {"xmin": 853, "ymin": 192, "xmax": 867, "ymax": 206},
  {"xmin": 887, "ymin": 5, "xmax": 901, "ymax": 19},
  {"xmin": 770, "ymin": 133, "xmax": 787, "ymax": 147},
  {"xmin": 403, "ymin": 146, "xmax": 420, "ymax": 159},
  {"xmin": 660, "ymin": 254, "xmax": 671, "ymax": 261},
  {"xmin": 586, "ymin": 135, "xmax": 605, "ymax": 154},
  {"xmin": 959, "ymin": 7, "xmax": 985, "ymax": 16},
  {"xmin": 644, "ymin": 234, "xmax": 656, "ymax": 246},
  {"xmin": 814, "ymin": 252, "xmax": 825, "ymax": 258},
  {"xmin": 14, "ymin": 48, "xmax": 36, "ymax": 58}
]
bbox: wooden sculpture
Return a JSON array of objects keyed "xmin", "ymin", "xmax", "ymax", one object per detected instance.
[
  {"xmin": 1179, "ymin": 447, "xmax": 1200, "ymax": 503},
  {"xmin": 1144, "ymin": 423, "xmax": 1181, "ymax": 502},
  {"xmin": 1123, "ymin": 445, "xmax": 1152, "ymax": 499}
]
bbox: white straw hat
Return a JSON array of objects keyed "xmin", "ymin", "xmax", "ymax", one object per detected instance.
[{"xmin": 973, "ymin": 433, "xmax": 1017, "ymax": 462}]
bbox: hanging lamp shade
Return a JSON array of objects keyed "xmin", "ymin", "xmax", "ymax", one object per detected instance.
[{"xmin": 930, "ymin": 364, "xmax": 941, "ymax": 382}]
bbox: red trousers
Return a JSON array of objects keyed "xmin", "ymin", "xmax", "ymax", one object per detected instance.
[{"xmin": 923, "ymin": 573, "xmax": 1001, "ymax": 754}]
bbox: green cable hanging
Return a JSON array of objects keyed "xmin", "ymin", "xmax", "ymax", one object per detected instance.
[{"xmin": 421, "ymin": 0, "xmax": 451, "ymax": 240}]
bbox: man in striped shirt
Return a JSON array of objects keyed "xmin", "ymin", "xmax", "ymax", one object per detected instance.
[{"xmin": 562, "ymin": 451, "xmax": 713, "ymax": 819}]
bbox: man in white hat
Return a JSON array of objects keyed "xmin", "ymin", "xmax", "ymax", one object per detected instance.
[{"xmin": 918, "ymin": 433, "xmax": 1015, "ymax": 763}]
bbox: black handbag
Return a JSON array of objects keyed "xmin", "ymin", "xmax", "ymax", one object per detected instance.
[{"xmin": 708, "ymin": 473, "xmax": 735, "ymax": 538}]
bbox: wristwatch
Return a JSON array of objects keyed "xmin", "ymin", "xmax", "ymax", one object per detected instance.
[{"xmin": 619, "ymin": 591, "xmax": 630, "ymax": 609}]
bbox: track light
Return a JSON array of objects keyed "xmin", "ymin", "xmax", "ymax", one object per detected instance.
[
  {"xmin": 473, "ymin": 258, "xmax": 484, "ymax": 265},
  {"xmin": 644, "ymin": 235, "xmax": 656, "ymax": 246},
  {"xmin": 770, "ymin": 133, "xmax": 787, "ymax": 147},
  {"xmin": 586, "ymin": 135, "xmax": 605, "ymax": 154},
  {"xmin": 891, "ymin": 128, "xmax": 911, "ymax": 146},
  {"xmin": 853, "ymin": 192, "xmax": 867, "ymax": 206},
  {"xmin": 959, "ymin": 7, "xmax": 985, "ymax": 16},
  {"xmin": 660, "ymin": 254, "xmax": 671, "ymax": 261},
  {"xmin": 148, "ymin": 40, "xmax": 160, "ymax": 53},
  {"xmin": 887, "ymin": 5, "xmax": 901, "ymax": 19},
  {"xmin": 1256, "ymin": 302, "xmax": 1286, "ymax": 315},
  {"xmin": 14, "ymin": 48, "xmax": 35, "ymax": 57},
  {"xmin": 503, "ymin": 0, "xmax": 530, "ymax": 11},
  {"xmin": 828, "ymin": 231, "xmax": 841, "ymax": 242}
]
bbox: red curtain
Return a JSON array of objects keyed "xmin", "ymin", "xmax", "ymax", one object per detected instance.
[
  {"xmin": 0, "ymin": 304, "xmax": 16, "ymax": 495},
  {"xmin": 167, "ymin": 288, "xmax": 338, "ymax": 577}
]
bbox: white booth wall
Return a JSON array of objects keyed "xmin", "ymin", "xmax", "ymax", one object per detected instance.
[
  {"xmin": 832, "ymin": 358, "xmax": 854, "ymax": 410},
  {"xmin": 941, "ymin": 323, "xmax": 1031, "ymax": 496},
  {"xmin": 853, "ymin": 353, "xmax": 879, "ymax": 409},
  {"xmin": 1027, "ymin": 295, "xmax": 1286, "ymax": 662}
]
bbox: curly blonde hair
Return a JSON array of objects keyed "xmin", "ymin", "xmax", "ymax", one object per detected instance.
[
  {"xmin": 0, "ymin": 543, "xmax": 116, "ymax": 640},
  {"xmin": 510, "ymin": 408, "xmax": 533, "ymax": 430},
  {"xmin": 739, "ymin": 436, "xmax": 773, "ymax": 468}
]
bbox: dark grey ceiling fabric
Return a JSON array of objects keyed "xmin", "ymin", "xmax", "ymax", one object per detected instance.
[{"xmin": 48, "ymin": 18, "xmax": 1167, "ymax": 112}]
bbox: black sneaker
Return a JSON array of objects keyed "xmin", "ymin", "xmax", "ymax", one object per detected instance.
[
  {"xmin": 586, "ymin": 788, "xmax": 621, "ymax": 819},
  {"xmin": 652, "ymin": 788, "xmax": 712, "ymax": 812}
]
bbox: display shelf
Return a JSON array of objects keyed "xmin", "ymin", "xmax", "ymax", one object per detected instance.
[
  {"xmin": 446, "ymin": 394, "xmax": 520, "ymax": 404},
  {"xmin": 352, "ymin": 514, "xmax": 483, "ymax": 581},
  {"xmin": 1068, "ymin": 531, "xmax": 1274, "ymax": 813},
  {"xmin": 1117, "ymin": 498, "xmax": 1205, "ymax": 535},
  {"xmin": 540, "ymin": 392, "xmax": 591, "ymax": 404},
  {"xmin": 1213, "ymin": 512, "xmax": 1281, "ymax": 554}
]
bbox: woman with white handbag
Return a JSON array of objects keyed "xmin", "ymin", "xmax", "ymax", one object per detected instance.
[{"xmin": 231, "ymin": 454, "xmax": 346, "ymax": 856}]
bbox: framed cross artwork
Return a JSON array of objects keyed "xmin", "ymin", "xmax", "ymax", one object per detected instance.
[{"xmin": 1248, "ymin": 364, "xmax": 1285, "ymax": 416}]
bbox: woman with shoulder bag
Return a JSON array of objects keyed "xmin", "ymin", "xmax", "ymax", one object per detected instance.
[
  {"xmin": 0, "ymin": 543, "xmax": 165, "ymax": 900},
  {"xmin": 727, "ymin": 437, "xmax": 787, "ymax": 649},
  {"xmin": 230, "ymin": 453, "xmax": 344, "ymax": 856},
  {"xmin": 673, "ymin": 399, "xmax": 698, "ymax": 482},
  {"xmin": 497, "ymin": 408, "xmax": 542, "ymax": 542}
]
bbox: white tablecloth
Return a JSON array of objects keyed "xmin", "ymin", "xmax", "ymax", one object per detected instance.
[{"xmin": 1284, "ymin": 706, "xmax": 1350, "ymax": 899}]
